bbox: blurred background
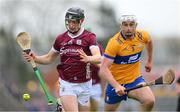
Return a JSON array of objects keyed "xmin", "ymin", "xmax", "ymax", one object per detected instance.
[{"xmin": 0, "ymin": 0, "xmax": 180, "ymax": 111}]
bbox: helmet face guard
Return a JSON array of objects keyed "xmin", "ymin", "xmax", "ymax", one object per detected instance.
[{"xmin": 65, "ymin": 7, "xmax": 85, "ymax": 34}]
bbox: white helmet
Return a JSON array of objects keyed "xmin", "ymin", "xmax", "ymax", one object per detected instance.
[{"xmin": 120, "ymin": 15, "xmax": 137, "ymax": 24}]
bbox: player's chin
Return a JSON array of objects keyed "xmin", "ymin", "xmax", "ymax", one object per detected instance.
[
  {"xmin": 125, "ymin": 34, "xmax": 133, "ymax": 37},
  {"xmin": 69, "ymin": 29, "xmax": 79, "ymax": 34}
]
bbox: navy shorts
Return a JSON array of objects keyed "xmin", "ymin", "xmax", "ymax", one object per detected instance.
[{"xmin": 105, "ymin": 76, "xmax": 145, "ymax": 104}]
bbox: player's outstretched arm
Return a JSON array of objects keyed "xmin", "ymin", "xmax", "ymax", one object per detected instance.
[
  {"xmin": 34, "ymin": 50, "xmax": 59, "ymax": 65},
  {"xmin": 145, "ymin": 38, "xmax": 153, "ymax": 72},
  {"xmin": 99, "ymin": 57, "xmax": 125, "ymax": 96},
  {"xmin": 23, "ymin": 49, "xmax": 59, "ymax": 65}
]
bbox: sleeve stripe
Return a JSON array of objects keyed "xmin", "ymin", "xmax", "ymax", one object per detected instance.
[{"xmin": 103, "ymin": 54, "xmax": 115, "ymax": 60}]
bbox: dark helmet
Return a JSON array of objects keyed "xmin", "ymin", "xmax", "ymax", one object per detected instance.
[
  {"xmin": 65, "ymin": 7, "xmax": 85, "ymax": 34},
  {"xmin": 65, "ymin": 7, "xmax": 85, "ymax": 21}
]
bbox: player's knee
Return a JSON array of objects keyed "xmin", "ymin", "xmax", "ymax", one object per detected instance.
[{"xmin": 144, "ymin": 98, "xmax": 155, "ymax": 107}]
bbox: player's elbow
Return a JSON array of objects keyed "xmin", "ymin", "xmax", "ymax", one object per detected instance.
[
  {"xmin": 42, "ymin": 54, "xmax": 55, "ymax": 64},
  {"xmin": 91, "ymin": 54, "xmax": 102, "ymax": 64},
  {"xmin": 47, "ymin": 56, "xmax": 55, "ymax": 64}
]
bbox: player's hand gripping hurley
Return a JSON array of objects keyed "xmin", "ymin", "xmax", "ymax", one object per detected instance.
[
  {"xmin": 16, "ymin": 32, "xmax": 55, "ymax": 105},
  {"xmin": 125, "ymin": 69, "xmax": 175, "ymax": 92}
]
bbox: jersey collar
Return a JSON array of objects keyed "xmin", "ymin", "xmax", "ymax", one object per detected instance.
[
  {"xmin": 120, "ymin": 31, "xmax": 136, "ymax": 40},
  {"xmin": 68, "ymin": 28, "xmax": 84, "ymax": 38},
  {"xmin": 120, "ymin": 31, "xmax": 127, "ymax": 40}
]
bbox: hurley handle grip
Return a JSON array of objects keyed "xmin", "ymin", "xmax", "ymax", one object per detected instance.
[{"xmin": 23, "ymin": 49, "xmax": 37, "ymax": 68}]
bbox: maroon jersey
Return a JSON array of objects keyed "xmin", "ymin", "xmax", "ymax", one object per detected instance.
[
  {"xmin": 91, "ymin": 64, "xmax": 100, "ymax": 85},
  {"xmin": 91, "ymin": 44, "xmax": 104, "ymax": 85},
  {"xmin": 53, "ymin": 29, "xmax": 97, "ymax": 83}
]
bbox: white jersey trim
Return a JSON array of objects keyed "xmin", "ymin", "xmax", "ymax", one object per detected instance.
[
  {"xmin": 68, "ymin": 28, "xmax": 84, "ymax": 38},
  {"xmin": 51, "ymin": 47, "xmax": 59, "ymax": 53},
  {"xmin": 89, "ymin": 45, "xmax": 99, "ymax": 50}
]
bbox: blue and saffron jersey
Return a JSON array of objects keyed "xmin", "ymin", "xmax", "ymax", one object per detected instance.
[{"xmin": 104, "ymin": 30, "xmax": 151, "ymax": 84}]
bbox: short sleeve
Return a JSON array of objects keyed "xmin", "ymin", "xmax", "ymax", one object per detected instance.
[
  {"xmin": 53, "ymin": 36, "xmax": 61, "ymax": 52},
  {"xmin": 88, "ymin": 33, "xmax": 97, "ymax": 46},
  {"xmin": 104, "ymin": 38, "xmax": 119, "ymax": 59},
  {"xmin": 142, "ymin": 31, "xmax": 151, "ymax": 44}
]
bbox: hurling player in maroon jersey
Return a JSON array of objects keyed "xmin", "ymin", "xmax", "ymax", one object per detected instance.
[{"xmin": 23, "ymin": 7, "xmax": 101, "ymax": 112}]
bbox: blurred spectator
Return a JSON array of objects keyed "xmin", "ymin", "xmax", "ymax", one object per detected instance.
[{"xmin": 176, "ymin": 77, "xmax": 180, "ymax": 111}]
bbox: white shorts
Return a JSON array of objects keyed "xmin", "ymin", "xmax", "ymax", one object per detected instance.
[
  {"xmin": 90, "ymin": 83, "xmax": 102, "ymax": 101},
  {"xmin": 59, "ymin": 79, "xmax": 92, "ymax": 106}
]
